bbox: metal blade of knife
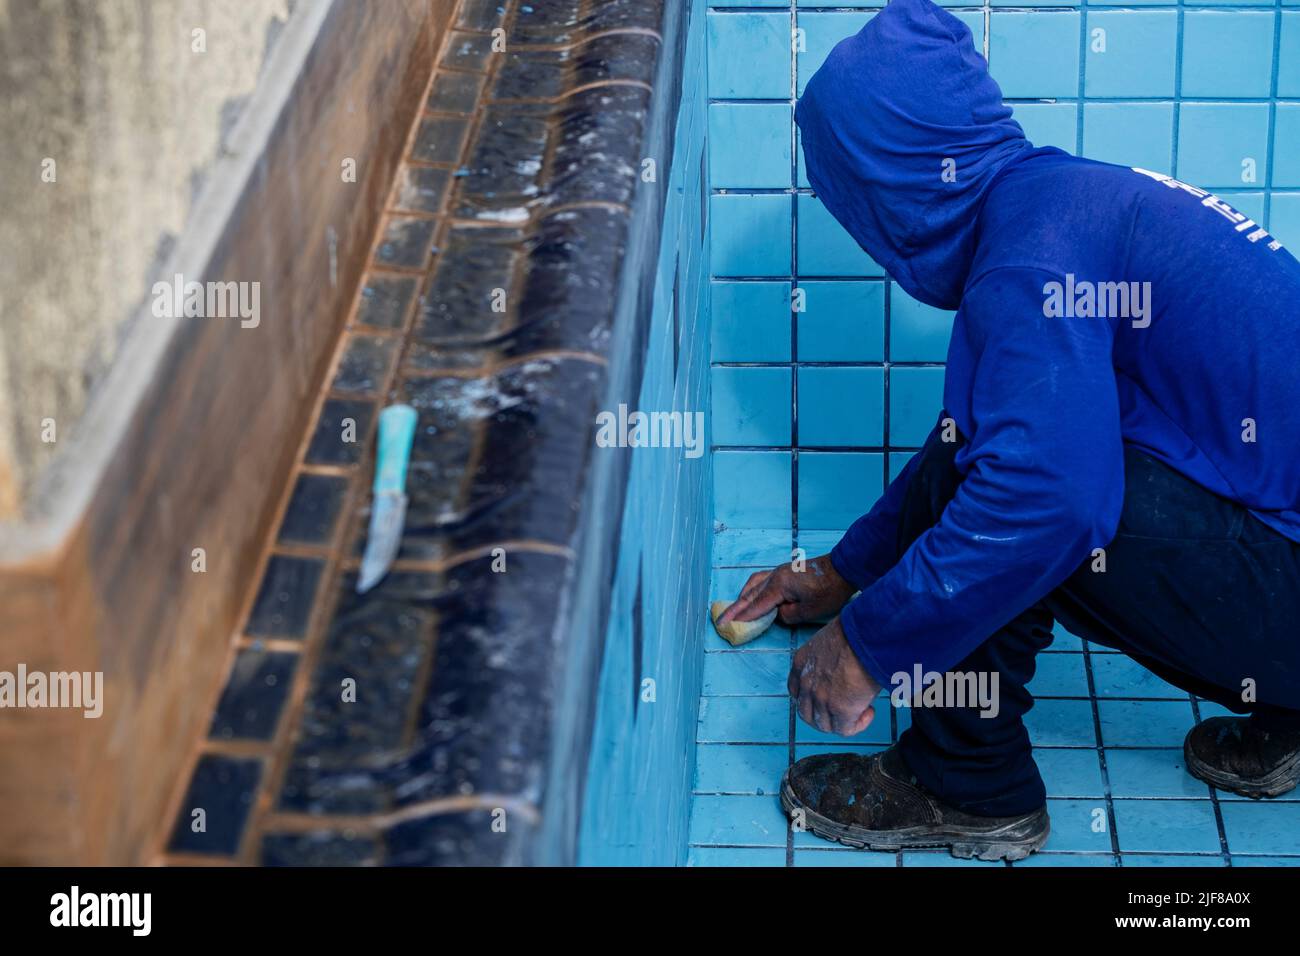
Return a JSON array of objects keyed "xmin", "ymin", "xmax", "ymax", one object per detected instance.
[{"xmin": 357, "ymin": 404, "xmax": 418, "ymax": 594}]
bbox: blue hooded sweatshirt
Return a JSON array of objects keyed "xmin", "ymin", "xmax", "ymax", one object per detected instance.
[{"xmin": 796, "ymin": 0, "xmax": 1300, "ymax": 684}]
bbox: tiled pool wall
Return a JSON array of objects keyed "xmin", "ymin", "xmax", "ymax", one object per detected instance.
[
  {"xmin": 578, "ymin": 0, "xmax": 714, "ymax": 866},
  {"xmin": 687, "ymin": 0, "xmax": 1300, "ymax": 866}
]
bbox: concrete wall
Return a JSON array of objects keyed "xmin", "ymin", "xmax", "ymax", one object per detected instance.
[{"xmin": 0, "ymin": 0, "xmax": 294, "ymax": 516}]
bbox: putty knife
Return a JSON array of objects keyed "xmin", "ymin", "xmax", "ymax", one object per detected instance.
[{"xmin": 357, "ymin": 403, "xmax": 418, "ymax": 594}]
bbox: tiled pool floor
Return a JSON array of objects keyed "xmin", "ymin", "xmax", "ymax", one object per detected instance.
[{"xmin": 689, "ymin": 527, "xmax": 1300, "ymax": 868}]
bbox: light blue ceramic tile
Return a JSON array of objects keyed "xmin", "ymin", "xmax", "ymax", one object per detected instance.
[
  {"xmin": 711, "ymin": 194, "xmax": 792, "ymax": 277},
  {"xmin": 796, "ymin": 529, "xmax": 844, "ymax": 557},
  {"xmin": 990, "ymin": 12, "xmax": 1082, "ymax": 99},
  {"xmin": 991, "ymin": 0, "xmax": 1079, "ymax": 6},
  {"xmin": 713, "ymin": 450, "xmax": 792, "ymax": 529},
  {"xmin": 712, "ymin": 527, "xmax": 794, "ymax": 568},
  {"xmin": 794, "ymin": 705, "xmax": 892, "ymax": 744},
  {"xmin": 1083, "ymin": 102, "xmax": 1174, "ymax": 174},
  {"xmin": 707, "ymin": 11, "xmax": 792, "ymax": 100},
  {"xmin": 1227, "ymin": 856, "xmax": 1300, "ymax": 867},
  {"xmin": 694, "ymin": 744, "xmax": 789, "ymax": 795},
  {"xmin": 711, "ymin": 281, "xmax": 792, "ymax": 362},
  {"xmin": 1220, "ymin": 801, "xmax": 1300, "ymax": 854},
  {"xmin": 1051, "ymin": 620, "xmax": 1086, "ymax": 651},
  {"xmin": 1027, "ymin": 653, "xmax": 1089, "ymax": 698},
  {"xmin": 1036, "ymin": 747, "xmax": 1105, "ymax": 798},
  {"xmin": 1013, "ymin": 852, "xmax": 1115, "ymax": 867},
  {"xmin": 711, "ymin": 366, "xmax": 792, "ymax": 446},
  {"xmin": 796, "ymin": 125, "xmax": 810, "ymax": 189},
  {"xmin": 1270, "ymin": 193, "xmax": 1300, "ymax": 252},
  {"xmin": 796, "ymin": 11, "xmax": 877, "ymax": 96},
  {"xmin": 797, "ymin": 367, "xmax": 885, "ymax": 447},
  {"xmin": 703, "ymin": 650, "xmax": 792, "ymax": 696},
  {"xmin": 698, "ymin": 695, "xmax": 790, "ymax": 743},
  {"xmin": 952, "ymin": 10, "xmax": 986, "ymax": 53},
  {"xmin": 902, "ymin": 852, "xmax": 1003, "ymax": 867},
  {"xmin": 689, "ymin": 794, "xmax": 788, "ymax": 846},
  {"xmin": 796, "ymin": 0, "xmax": 886, "ymax": 6},
  {"xmin": 796, "ymin": 195, "xmax": 883, "ymax": 277},
  {"xmin": 798, "ymin": 452, "xmax": 885, "ymax": 530},
  {"xmin": 793, "ymin": 742, "xmax": 889, "ymax": 761},
  {"xmin": 1043, "ymin": 799, "xmax": 1115, "ymax": 853},
  {"xmin": 796, "ymin": 281, "xmax": 885, "ymax": 362},
  {"xmin": 1105, "ymin": 748, "xmax": 1211, "ymax": 799},
  {"xmin": 709, "ymin": 103, "xmax": 793, "ymax": 189},
  {"xmin": 688, "ymin": 846, "xmax": 786, "ymax": 866},
  {"xmin": 890, "ymin": 287, "xmax": 955, "ymax": 362},
  {"xmin": 794, "ymin": 849, "xmax": 898, "ymax": 867},
  {"xmin": 716, "ymin": 0, "xmax": 788, "ymax": 6},
  {"xmin": 1176, "ymin": 103, "xmax": 1270, "ymax": 190},
  {"xmin": 1011, "ymin": 102, "xmax": 1079, "ymax": 153},
  {"xmin": 1112, "ymin": 799, "xmax": 1221, "ymax": 854},
  {"xmin": 888, "ymin": 451, "xmax": 915, "ymax": 482},
  {"xmin": 1273, "ymin": 105, "xmax": 1300, "ymax": 188},
  {"xmin": 1181, "ymin": 11, "xmax": 1275, "ymax": 99},
  {"xmin": 1121, "ymin": 854, "xmax": 1223, "ymax": 867},
  {"xmin": 1215, "ymin": 192, "xmax": 1266, "ymax": 227},
  {"xmin": 1084, "ymin": 11, "xmax": 1177, "ymax": 98},
  {"xmin": 1026, "ymin": 699, "xmax": 1097, "ymax": 747},
  {"xmin": 1098, "ymin": 699, "xmax": 1195, "ymax": 748},
  {"xmin": 887, "ymin": 366, "xmax": 944, "ymax": 447},
  {"xmin": 1281, "ymin": 12, "xmax": 1300, "ymax": 98},
  {"xmin": 1090, "ymin": 654, "xmax": 1186, "ymax": 699}
]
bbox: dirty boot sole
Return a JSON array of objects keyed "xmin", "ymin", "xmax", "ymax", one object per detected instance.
[
  {"xmin": 779, "ymin": 775, "xmax": 1050, "ymax": 862},
  {"xmin": 1184, "ymin": 737, "xmax": 1300, "ymax": 799}
]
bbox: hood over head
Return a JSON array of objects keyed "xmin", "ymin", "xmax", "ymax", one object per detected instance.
[{"xmin": 795, "ymin": 0, "xmax": 1030, "ymax": 309}]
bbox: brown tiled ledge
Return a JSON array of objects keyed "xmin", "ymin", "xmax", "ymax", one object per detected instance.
[{"xmin": 159, "ymin": 0, "xmax": 686, "ymax": 866}]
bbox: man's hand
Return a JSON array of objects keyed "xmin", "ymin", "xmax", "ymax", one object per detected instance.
[
  {"xmin": 717, "ymin": 553, "xmax": 856, "ymax": 627},
  {"xmin": 788, "ymin": 617, "xmax": 882, "ymax": 736}
]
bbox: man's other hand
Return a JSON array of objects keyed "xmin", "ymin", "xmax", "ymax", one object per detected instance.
[{"xmin": 788, "ymin": 617, "xmax": 882, "ymax": 736}]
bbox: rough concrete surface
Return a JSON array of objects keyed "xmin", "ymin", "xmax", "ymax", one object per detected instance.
[{"xmin": 0, "ymin": 0, "xmax": 295, "ymax": 516}]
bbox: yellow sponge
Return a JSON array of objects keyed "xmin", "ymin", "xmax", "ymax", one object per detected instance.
[{"xmin": 709, "ymin": 600, "xmax": 778, "ymax": 647}]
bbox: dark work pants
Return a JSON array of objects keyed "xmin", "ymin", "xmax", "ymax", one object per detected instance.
[{"xmin": 894, "ymin": 424, "xmax": 1300, "ymax": 816}]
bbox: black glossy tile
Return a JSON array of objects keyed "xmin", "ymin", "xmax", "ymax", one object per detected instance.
[
  {"xmin": 245, "ymin": 555, "xmax": 325, "ymax": 638},
  {"xmin": 428, "ymin": 70, "xmax": 486, "ymax": 114},
  {"xmin": 413, "ymin": 226, "xmax": 521, "ymax": 343},
  {"xmin": 508, "ymin": 0, "xmax": 583, "ymax": 46},
  {"xmin": 452, "ymin": 108, "xmax": 548, "ymax": 218},
  {"xmin": 384, "ymin": 808, "xmax": 535, "ymax": 866},
  {"xmin": 492, "ymin": 34, "xmax": 660, "ymax": 103},
  {"xmin": 355, "ymin": 274, "xmax": 416, "ymax": 330},
  {"xmin": 390, "ymin": 552, "xmax": 569, "ymax": 804},
  {"xmin": 412, "ymin": 116, "xmax": 471, "ymax": 166},
  {"xmin": 167, "ymin": 755, "xmax": 262, "ymax": 856},
  {"xmin": 498, "ymin": 207, "xmax": 627, "ymax": 358},
  {"xmin": 208, "ymin": 648, "xmax": 298, "ymax": 741},
  {"xmin": 332, "ymin": 334, "xmax": 398, "ymax": 395},
  {"xmin": 549, "ymin": 85, "xmax": 651, "ymax": 208},
  {"xmin": 441, "ymin": 30, "xmax": 496, "ymax": 72},
  {"xmin": 305, "ymin": 399, "xmax": 374, "ymax": 466},
  {"xmin": 456, "ymin": 0, "xmax": 508, "ymax": 32},
  {"xmin": 278, "ymin": 472, "xmax": 348, "ymax": 546},
  {"xmin": 373, "ymin": 215, "xmax": 437, "ymax": 269},
  {"xmin": 277, "ymin": 571, "xmax": 440, "ymax": 814},
  {"xmin": 402, "ymin": 343, "xmax": 493, "ymax": 372},
  {"xmin": 261, "ymin": 831, "xmax": 380, "ymax": 867},
  {"xmin": 393, "ymin": 165, "xmax": 452, "ymax": 215}
]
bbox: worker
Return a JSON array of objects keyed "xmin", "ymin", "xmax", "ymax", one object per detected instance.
[{"xmin": 719, "ymin": 0, "xmax": 1300, "ymax": 860}]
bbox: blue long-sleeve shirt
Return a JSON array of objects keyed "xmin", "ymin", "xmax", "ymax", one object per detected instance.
[{"xmin": 798, "ymin": 0, "xmax": 1300, "ymax": 683}]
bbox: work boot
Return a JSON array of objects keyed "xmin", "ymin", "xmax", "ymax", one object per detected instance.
[
  {"xmin": 1184, "ymin": 715, "xmax": 1300, "ymax": 798},
  {"xmin": 779, "ymin": 745, "xmax": 1050, "ymax": 861}
]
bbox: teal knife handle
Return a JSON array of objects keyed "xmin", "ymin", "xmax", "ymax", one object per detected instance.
[{"xmin": 374, "ymin": 404, "xmax": 418, "ymax": 495}]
